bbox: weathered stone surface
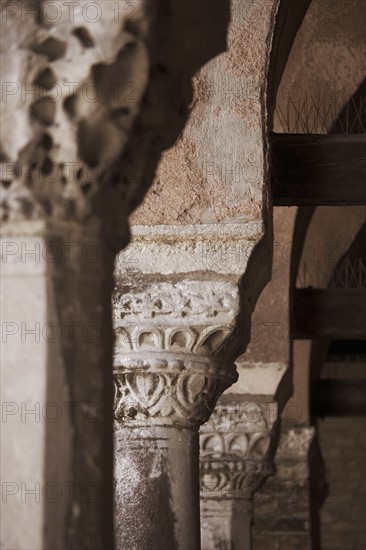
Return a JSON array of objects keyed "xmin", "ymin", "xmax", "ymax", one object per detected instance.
[
  {"xmin": 112, "ymin": 273, "xmax": 242, "ymax": 549},
  {"xmin": 1, "ymin": 0, "xmax": 229, "ymax": 232},
  {"xmin": 131, "ymin": 0, "xmax": 281, "ymax": 226},
  {"xmin": 115, "ymin": 426, "xmax": 200, "ymax": 550},
  {"xmin": 113, "ymin": 206, "xmax": 273, "ymax": 549},
  {"xmin": 200, "ymin": 399, "xmax": 277, "ymax": 502}
]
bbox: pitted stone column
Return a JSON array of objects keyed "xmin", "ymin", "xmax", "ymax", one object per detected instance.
[
  {"xmin": 200, "ymin": 397, "xmax": 277, "ymax": 550},
  {"xmin": 113, "ymin": 222, "xmax": 272, "ymax": 550}
]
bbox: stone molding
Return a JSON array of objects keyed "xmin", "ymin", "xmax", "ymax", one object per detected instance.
[
  {"xmin": 115, "ymin": 222, "xmax": 265, "ymax": 275},
  {"xmin": 200, "ymin": 400, "xmax": 277, "ymax": 500},
  {"xmin": 114, "ymin": 281, "xmax": 239, "ymax": 323}
]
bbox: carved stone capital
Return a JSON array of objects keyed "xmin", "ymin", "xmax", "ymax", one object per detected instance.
[
  {"xmin": 113, "ymin": 220, "xmax": 272, "ymax": 431},
  {"xmin": 200, "ymin": 400, "xmax": 278, "ymax": 500},
  {"xmin": 113, "ymin": 281, "xmax": 242, "ymax": 428}
]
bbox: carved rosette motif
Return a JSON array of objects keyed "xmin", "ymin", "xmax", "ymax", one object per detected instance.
[
  {"xmin": 113, "ymin": 281, "xmax": 241, "ymax": 428},
  {"xmin": 200, "ymin": 401, "xmax": 278, "ymax": 500}
]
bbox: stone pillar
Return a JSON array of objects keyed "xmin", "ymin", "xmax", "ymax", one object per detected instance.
[
  {"xmin": 1, "ymin": 221, "xmax": 116, "ymax": 550},
  {"xmin": 199, "ymin": 339, "xmax": 294, "ymax": 550},
  {"xmin": 252, "ymin": 425, "xmax": 320, "ymax": 550},
  {"xmin": 200, "ymin": 397, "xmax": 277, "ymax": 550},
  {"xmin": 113, "ymin": 298, "xmax": 236, "ymax": 550},
  {"xmin": 1, "ymin": 2, "xmax": 230, "ymax": 548},
  {"xmin": 113, "ymin": 222, "xmax": 272, "ymax": 550}
]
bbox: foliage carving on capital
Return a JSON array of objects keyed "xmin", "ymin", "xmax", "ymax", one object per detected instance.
[
  {"xmin": 114, "ymin": 359, "xmax": 237, "ymax": 429},
  {"xmin": 200, "ymin": 400, "xmax": 278, "ymax": 500},
  {"xmin": 113, "ymin": 281, "xmax": 243, "ymax": 428},
  {"xmin": 113, "ymin": 281, "xmax": 242, "ymax": 359},
  {"xmin": 1, "ymin": 1, "xmax": 157, "ymax": 224}
]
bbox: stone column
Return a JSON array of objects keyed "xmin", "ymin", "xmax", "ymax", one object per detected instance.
[
  {"xmin": 1, "ymin": 2, "xmax": 229, "ymax": 548},
  {"xmin": 199, "ymin": 337, "xmax": 295, "ymax": 550},
  {"xmin": 113, "ymin": 222, "xmax": 272, "ymax": 550},
  {"xmin": 200, "ymin": 397, "xmax": 277, "ymax": 550},
  {"xmin": 113, "ymin": 281, "xmax": 237, "ymax": 550}
]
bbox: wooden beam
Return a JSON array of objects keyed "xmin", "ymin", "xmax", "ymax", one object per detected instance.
[
  {"xmin": 312, "ymin": 380, "xmax": 366, "ymax": 417},
  {"xmin": 271, "ymin": 134, "xmax": 366, "ymax": 206},
  {"xmin": 293, "ymin": 288, "xmax": 366, "ymax": 340}
]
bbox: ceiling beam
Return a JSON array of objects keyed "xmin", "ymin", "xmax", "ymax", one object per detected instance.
[
  {"xmin": 293, "ymin": 288, "xmax": 366, "ymax": 340},
  {"xmin": 271, "ymin": 134, "xmax": 366, "ymax": 206}
]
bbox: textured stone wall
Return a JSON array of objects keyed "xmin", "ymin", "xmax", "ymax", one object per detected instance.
[{"xmin": 131, "ymin": 0, "xmax": 280, "ymax": 226}]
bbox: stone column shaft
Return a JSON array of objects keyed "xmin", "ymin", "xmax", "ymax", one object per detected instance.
[{"xmin": 115, "ymin": 426, "xmax": 200, "ymax": 549}]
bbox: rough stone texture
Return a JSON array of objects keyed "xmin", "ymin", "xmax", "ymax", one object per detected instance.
[
  {"xmin": 114, "ymin": 8, "xmax": 283, "ymax": 544},
  {"xmin": 0, "ymin": 0, "xmax": 230, "ymax": 230},
  {"xmin": 318, "ymin": 417, "xmax": 366, "ymax": 550},
  {"xmin": 131, "ymin": 0, "xmax": 280, "ymax": 226},
  {"xmin": 1, "ymin": 0, "xmax": 155, "ymax": 227},
  {"xmin": 252, "ymin": 425, "xmax": 319, "ymax": 550},
  {"xmin": 112, "ymin": 219, "xmax": 273, "ymax": 549},
  {"xmin": 112, "ymin": 266, "xmax": 252, "ymax": 549}
]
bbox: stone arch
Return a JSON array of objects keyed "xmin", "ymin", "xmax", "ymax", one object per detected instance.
[{"xmin": 274, "ymin": 0, "xmax": 366, "ymax": 134}]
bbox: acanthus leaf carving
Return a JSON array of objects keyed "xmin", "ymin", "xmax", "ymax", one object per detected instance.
[
  {"xmin": 200, "ymin": 400, "xmax": 278, "ymax": 500},
  {"xmin": 114, "ymin": 357, "xmax": 236, "ymax": 429},
  {"xmin": 113, "ymin": 280, "xmax": 244, "ymax": 428}
]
